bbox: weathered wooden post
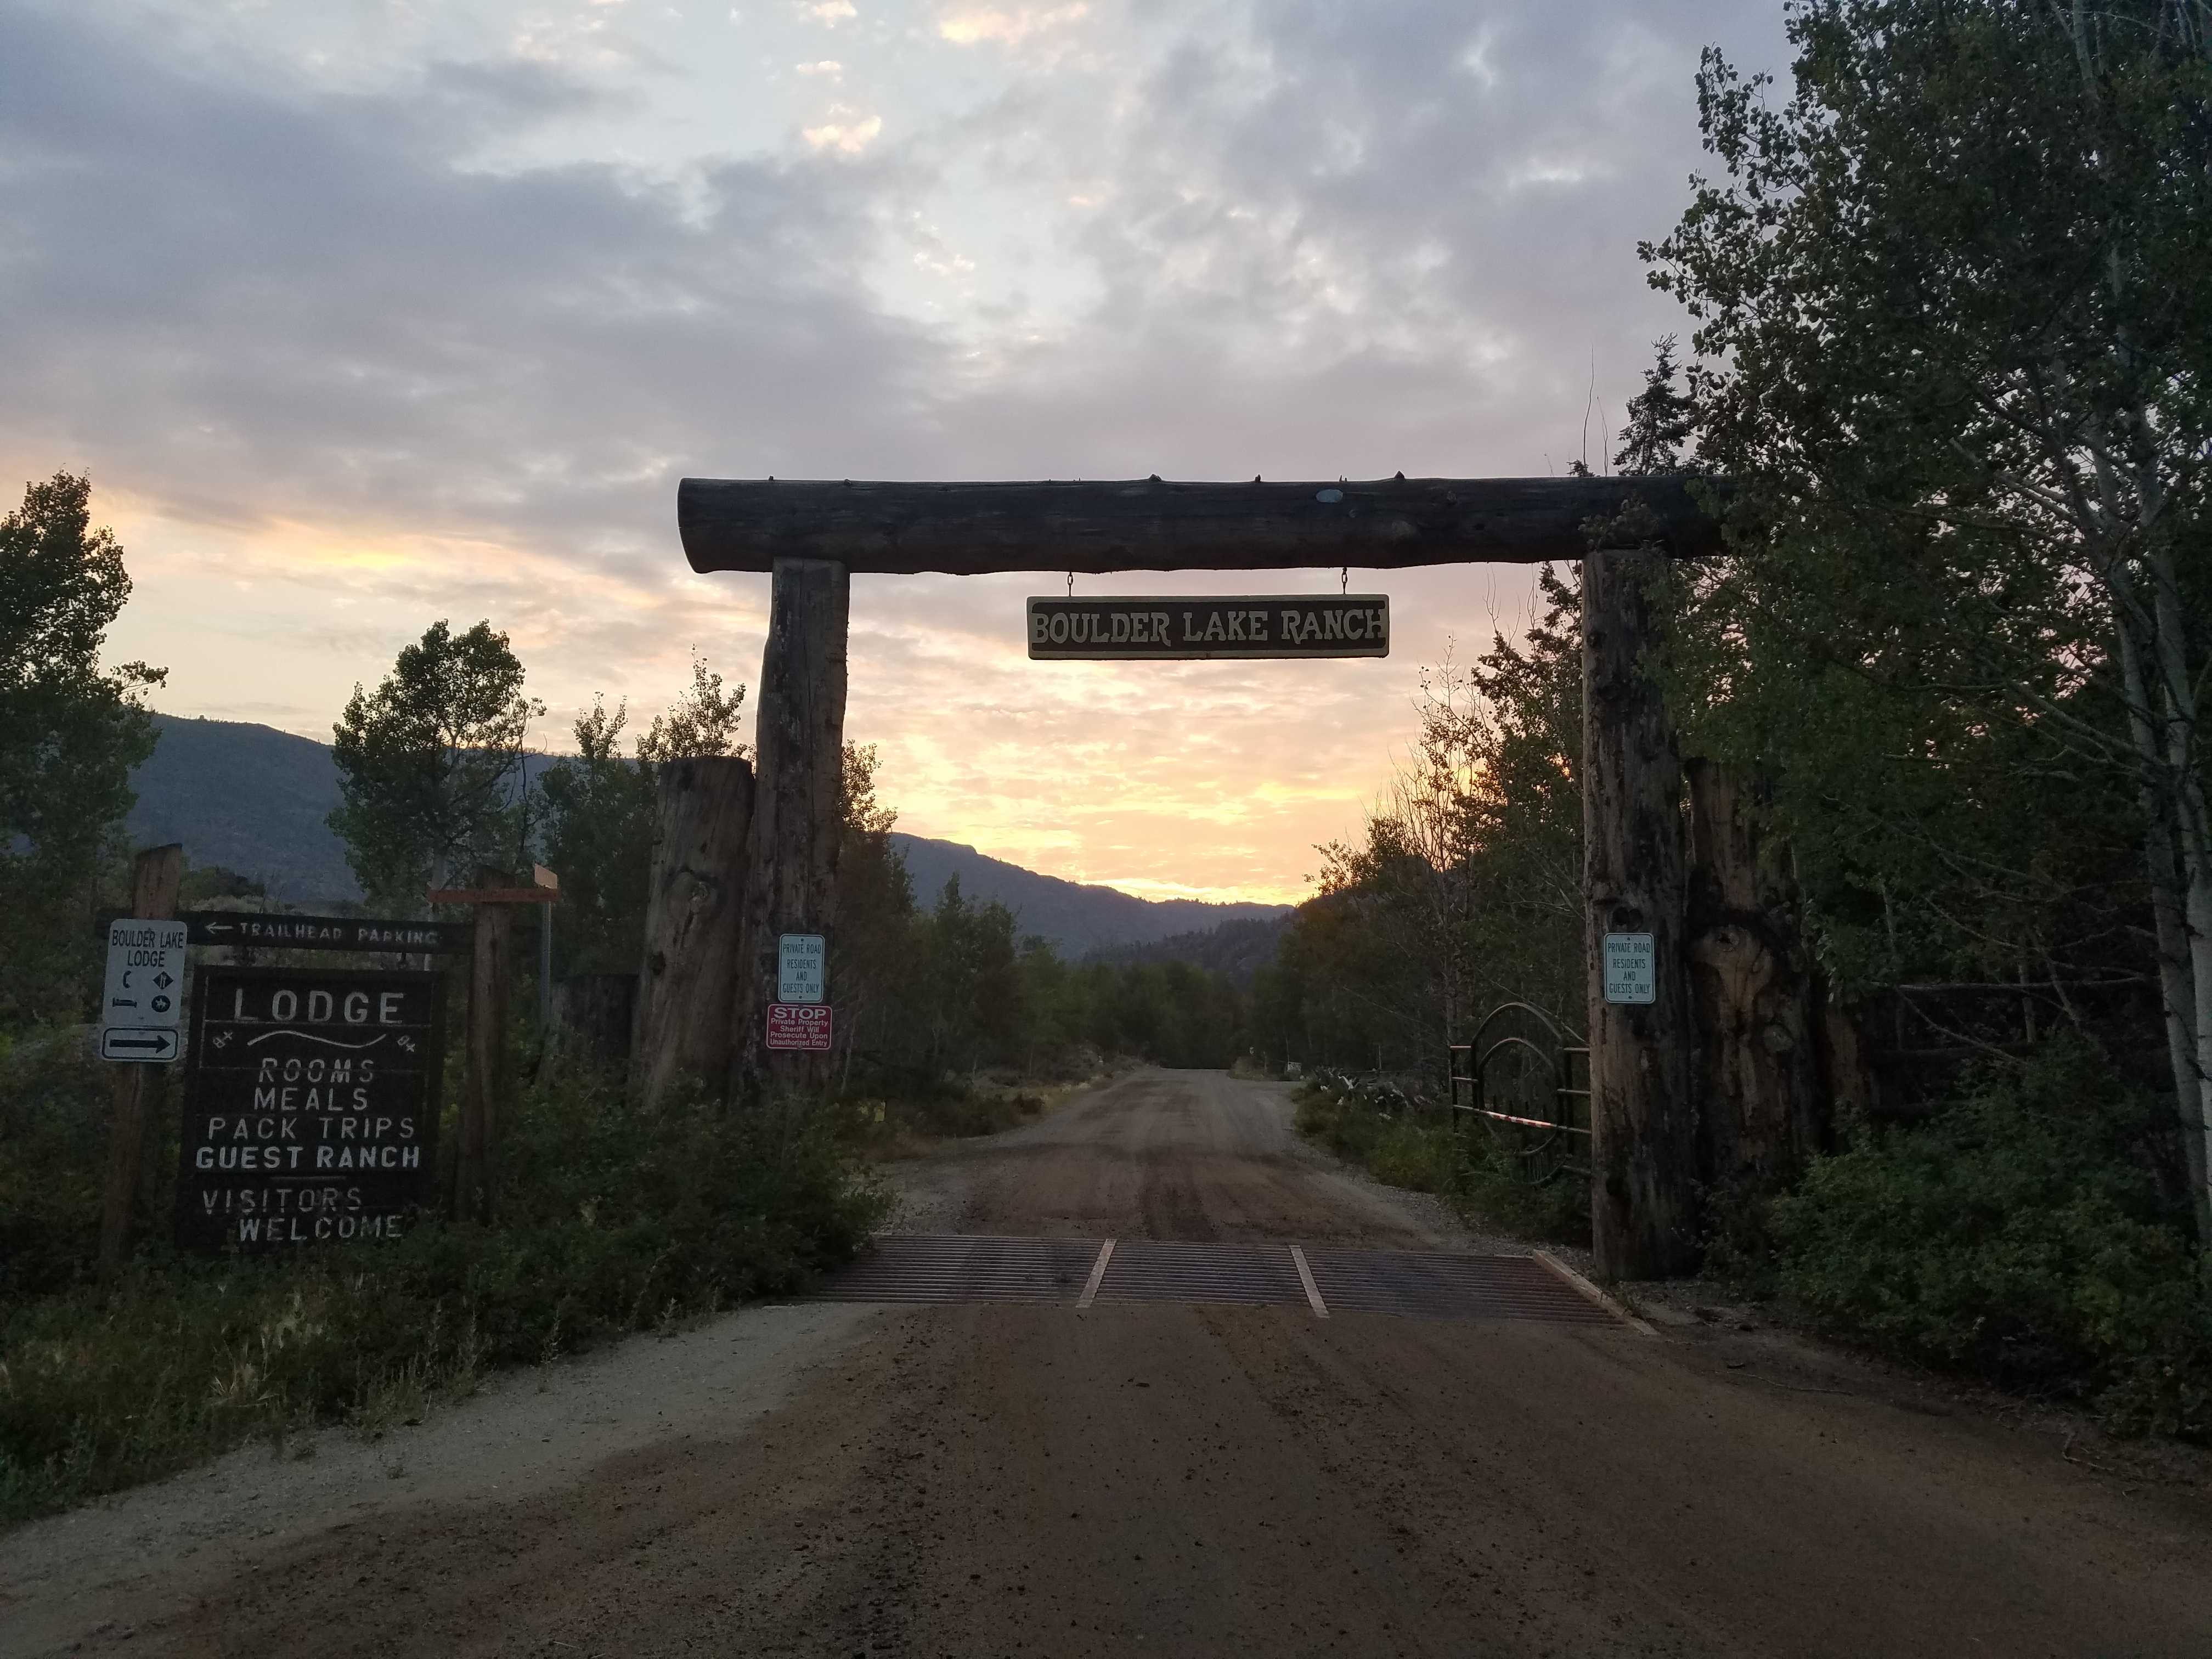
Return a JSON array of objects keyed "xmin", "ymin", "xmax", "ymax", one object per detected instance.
[
  {"xmin": 733, "ymin": 557, "xmax": 850, "ymax": 1094},
  {"xmin": 1684, "ymin": 759, "xmax": 1826, "ymax": 1201},
  {"xmin": 432, "ymin": 866, "xmax": 558, "ymax": 1223},
  {"xmin": 633, "ymin": 754, "xmax": 755, "ymax": 1098},
  {"xmin": 98, "ymin": 842, "xmax": 185, "ymax": 1276},
  {"xmin": 1583, "ymin": 545, "xmax": 1700, "ymax": 1280},
  {"xmin": 455, "ymin": 866, "xmax": 512, "ymax": 1224}
]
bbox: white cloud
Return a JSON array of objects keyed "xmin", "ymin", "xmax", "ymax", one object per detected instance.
[
  {"xmin": 938, "ymin": 3, "xmax": 1088, "ymax": 46},
  {"xmin": 0, "ymin": 0, "xmax": 1793, "ymax": 901},
  {"xmin": 801, "ymin": 110, "xmax": 882, "ymax": 151}
]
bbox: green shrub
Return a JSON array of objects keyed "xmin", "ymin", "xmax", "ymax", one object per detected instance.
[
  {"xmin": 881, "ymin": 1084, "xmax": 1046, "ymax": 1142},
  {"xmin": 1296, "ymin": 1084, "xmax": 1588, "ymax": 1243},
  {"xmin": 1770, "ymin": 1054, "xmax": 2212, "ymax": 1437},
  {"xmin": 0, "ymin": 1028, "xmax": 109, "ymax": 1301},
  {"xmin": 0, "ymin": 1067, "xmax": 887, "ymax": 1525}
]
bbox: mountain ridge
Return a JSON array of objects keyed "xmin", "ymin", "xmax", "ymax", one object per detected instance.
[{"xmin": 124, "ymin": 714, "xmax": 1289, "ymax": 956}]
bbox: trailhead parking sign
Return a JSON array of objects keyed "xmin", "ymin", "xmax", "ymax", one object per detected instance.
[{"xmin": 102, "ymin": 918, "xmax": 189, "ymax": 1061}]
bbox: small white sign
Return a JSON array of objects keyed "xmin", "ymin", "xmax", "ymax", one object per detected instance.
[
  {"xmin": 101, "ymin": 918, "xmax": 189, "ymax": 1062},
  {"xmin": 777, "ymin": 933, "xmax": 827, "ymax": 1005},
  {"xmin": 1602, "ymin": 932, "xmax": 1656, "ymax": 1005}
]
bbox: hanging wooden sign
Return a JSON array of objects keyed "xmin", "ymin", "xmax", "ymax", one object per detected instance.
[{"xmin": 1027, "ymin": 595, "xmax": 1389, "ymax": 661}]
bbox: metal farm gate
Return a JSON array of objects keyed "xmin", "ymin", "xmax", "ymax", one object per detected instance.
[{"xmin": 1448, "ymin": 1002, "xmax": 1590, "ymax": 1186}]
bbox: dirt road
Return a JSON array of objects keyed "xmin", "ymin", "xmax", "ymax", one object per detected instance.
[{"xmin": 10, "ymin": 1069, "xmax": 2211, "ymax": 1657}]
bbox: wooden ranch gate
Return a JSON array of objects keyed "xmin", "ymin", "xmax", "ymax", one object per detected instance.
[{"xmin": 671, "ymin": 473, "xmax": 1723, "ymax": 1280}]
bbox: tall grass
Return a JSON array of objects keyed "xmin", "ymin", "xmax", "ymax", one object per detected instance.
[
  {"xmin": 0, "ymin": 1054, "xmax": 886, "ymax": 1526},
  {"xmin": 1293, "ymin": 1084, "xmax": 1588, "ymax": 1242}
]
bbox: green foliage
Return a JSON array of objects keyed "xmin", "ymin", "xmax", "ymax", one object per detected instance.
[
  {"xmin": 0, "ymin": 1030, "xmax": 107, "ymax": 1300},
  {"xmin": 1254, "ymin": 564, "xmax": 1584, "ymax": 1081},
  {"xmin": 1645, "ymin": 0, "xmax": 2212, "ymax": 1183},
  {"xmin": 0, "ymin": 473, "xmax": 164, "ymax": 1025},
  {"xmin": 537, "ymin": 698, "xmax": 657, "ymax": 974},
  {"xmin": 533, "ymin": 655, "xmax": 752, "ymax": 978},
  {"xmin": 635, "ymin": 652, "xmax": 748, "ymax": 764},
  {"xmin": 837, "ymin": 866, "xmax": 1248, "ymax": 1090},
  {"xmin": 1612, "ymin": 335, "xmax": 1695, "ymax": 477},
  {"xmin": 1293, "ymin": 1084, "xmax": 1587, "ymax": 1242},
  {"xmin": 1769, "ymin": 1050, "xmax": 2212, "ymax": 1436},
  {"xmin": 0, "ymin": 1066, "xmax": 886, "ymax": 1525},
  {"xmin": 328, "ymin": 620, "xmax": 544, "ymax": 911}
]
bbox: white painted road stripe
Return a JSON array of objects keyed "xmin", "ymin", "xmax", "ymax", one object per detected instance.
[
  {"xmin": 1289, "ymin": 1245, "xmax": 1329, "ymax": 1317},
  {"xmin": 1077, "ymin": 1238, "xmax": 1115, "ymax": 1309}
]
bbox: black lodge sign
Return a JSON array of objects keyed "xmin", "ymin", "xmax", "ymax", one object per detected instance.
[
  {"xmin": 1027, "ymin": 594, "xmax": 1390, "ymax": 661},
  {"xmin": 176, "ymin": 966, "xmax": 445, "ymax": 1252}
]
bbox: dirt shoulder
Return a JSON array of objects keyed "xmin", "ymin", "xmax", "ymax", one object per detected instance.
[
  {"xmin": 14, "ymin": 1068, "xmax": 2212, "ymax": 1658},
  {"xmin": 0, "ymin": 1302, "xmax": 888, "ymax": 1657}
]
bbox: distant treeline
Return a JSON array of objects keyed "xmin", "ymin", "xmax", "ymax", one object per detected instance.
[{"xmin": 541, "ymin": 719, "xmax": 1249, "ymax": 1084}]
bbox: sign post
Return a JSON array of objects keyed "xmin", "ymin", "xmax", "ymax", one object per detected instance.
[
  {"xmin": 100, "ymin": 917, "xmax": 189, "ymax": 1062},
  {"xmin": 175, "ymin": 967, "xmax": 444, "ymax": 1252},
  {"xmin": 767, "ymin": 931, "xmax": 831, "ymax": 1052},
  {"xmin": 777, "ymin": 933, "xmax": 826, "ymax": 1003},
  {"xmin": 427, "ymin": 867, "xmax": 559, "ymax": 1224},
  {"xmin": 1601, "ymin": 933, "xmax": 1657, "ymax": 1005},
  {"xmin": 98, "ymin": 844, "xmax": 185, "ymax": 1276}
]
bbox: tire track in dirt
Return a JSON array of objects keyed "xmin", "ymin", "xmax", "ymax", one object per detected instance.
[{"xmin": 35, "ymin": 1068, "xmax": 2212, "ymax": 1658}]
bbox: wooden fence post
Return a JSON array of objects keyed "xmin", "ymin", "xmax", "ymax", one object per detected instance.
[
  {"xmin": 1684, "ymin": 759, "xmax": 1826, "ymax": 1204},
  {"xmin": 734, "ymin": 558, "xmax": 850, "ymax": 1095},
  {"xmin": 453, "ymin": 866, "xmax": 515, "ymax": 1224},
  {"xmin": 633, "ymin": 755, "xmax": 755, "ymax": 1099},
  {"xmin": 1583, "ymin": 546, "xmax": 1700, "ymax": 1280},
  {"xmin": 98, "ymin": 843, "xmax": 187, "ymax": 1277}
]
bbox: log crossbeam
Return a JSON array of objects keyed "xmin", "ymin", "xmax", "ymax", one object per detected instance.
[{"xmin": 678, "ymin": 476, "xmax": 1722, "ymax": 576}]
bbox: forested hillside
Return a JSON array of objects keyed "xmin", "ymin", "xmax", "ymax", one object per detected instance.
[{"xmin": 122, "ymin": 714, "xmax": 1282, "ymax": 954}]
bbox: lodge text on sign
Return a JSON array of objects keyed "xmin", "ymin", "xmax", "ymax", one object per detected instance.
[
  {"xmin": 176, "ymin": 967, "xmax": 445, "ymax": 1252},
  {"xmin": 1027, "ymin": 595, "xmax": 1390, "ymax": 661}
]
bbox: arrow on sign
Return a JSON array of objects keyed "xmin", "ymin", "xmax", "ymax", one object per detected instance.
[{"xmin": 101, "ymin": 1030, "xmax": 178, "ymax": 1060}]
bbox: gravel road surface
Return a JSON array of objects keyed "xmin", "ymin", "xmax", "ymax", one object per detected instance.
[{"xmin": 8, "ymin": 1068, "xmax": 2209, "ymax": 1657}]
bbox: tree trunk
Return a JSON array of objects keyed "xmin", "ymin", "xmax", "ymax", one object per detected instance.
[
  {"xmin": 2108, "ymin": 585, "xmax": 2211, "ymax": 1242},
  {"xmin": 633, "ymin": 755, "xmax": 755, "ymax": 1099},
  {"xmin": 1582, "ymin": 547, "xmax": 1699, "ymax": 1280},
  {"xmin": 1684, "ymin": 760, "xmax": 1826, "ymax": 1203},
  {"xmin": 1819, "ymin": 997, "xmax": 1880, "ymax": 1125},
  {"xmin": 98, "ymin": 843, "xmax": 185, "ymax": 1277},
  {"xmin": 453, "ymin": 866, "xmax": 515, "ymax": 1224},
  {"xmin": 735, "ymin": 558, "xmax": 851, "ymax": 1095},
  {"xmin": 555, "ymin": 973, "xmax": 639, "ymax": 1071}
]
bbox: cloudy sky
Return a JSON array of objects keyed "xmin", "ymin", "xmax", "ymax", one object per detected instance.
[{"xmin": 1, "ymin": 0, "xmax": 1787, "ymax": 904}]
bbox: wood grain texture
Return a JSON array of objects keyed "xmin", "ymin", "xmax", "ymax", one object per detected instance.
[
  {"xmin": 98, "ymin": 843, "xmax": 185, "ymax": 1276},
  {"xmin": 679, "ymin": 476, "xmax": 1723, "ymax": 575},
  {"xmin": 1685, "ymin": 759, "xmax": 1827, "ymax": 1203},
  {"xmin": 454, "ymin": 866, "xmax": 516, "ymax": 1224},
  {"xmin": 733, "ymin": 560, "xmax": 850, "ymax": 1093},
  {"xmin": 632, "ymin": 756, "xmax": 755, "ymax": 1100},
  {"xmin": 1582, "ymin": 549, "xmax": 1700, "ymax": 1280}
]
